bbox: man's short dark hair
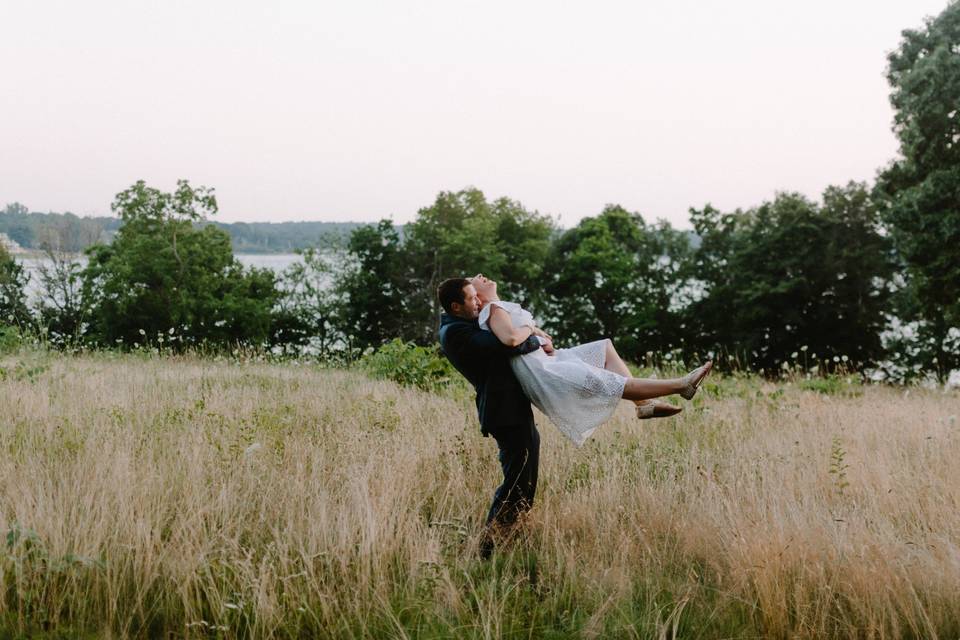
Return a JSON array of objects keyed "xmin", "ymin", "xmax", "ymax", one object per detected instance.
[{"xmin": 437, "ymin": 277, "xmax": 470, "ymax": 314}]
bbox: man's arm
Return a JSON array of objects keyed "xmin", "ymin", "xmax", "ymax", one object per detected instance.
[{"xmin": 447, "ymin": 323, "xmax": 540, "ymax": 360}]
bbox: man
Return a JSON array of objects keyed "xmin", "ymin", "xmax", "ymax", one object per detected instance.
[{"xmin": 436, "ymin": 277, "xmax": 549, "ymax": 558}]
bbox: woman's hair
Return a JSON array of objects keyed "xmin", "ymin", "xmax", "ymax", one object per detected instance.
[{"xmin": 437, "ymin": 277, "xmax": 470, "ymax": 313}]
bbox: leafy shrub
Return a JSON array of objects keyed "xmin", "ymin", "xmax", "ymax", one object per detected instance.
[
  {"xmin": 0, "ymin": 244, "xmax": 31, "ymax": 327},
  {"xmin": 360, "ymin": 339, "xmax": 464, "ymax": 393},
  {"xmin": 798, "ymin": 375, "xmax": 863, "ymax": 397},
  {"xmin": 0, "ymin": 325, "xmax": 20, "ymax": 354},
  {"xmin": 3, "ymin": 523, "xmax": 104, "ymax": 628}
]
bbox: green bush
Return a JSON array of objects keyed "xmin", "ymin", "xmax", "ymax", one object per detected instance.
[
  {"xmin": 798, "ymin": 375, "xmax": 863, "ymax": 397},
  {"xmin": 0, "ymin": 325, "xmax": 20, "ymax": 354},
  {"xmin": 360, "ymin": 339, "xmax": 464, "ymax": 393}
]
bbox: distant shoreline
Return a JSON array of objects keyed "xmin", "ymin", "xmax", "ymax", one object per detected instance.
[
  {"xmin": 2, "ymin": 208, "xmax": 367, "ymax": 256},
  {"xmin": 9, "ymin": 250, "xmax": 52, "ymax": 260},
  {"xmin": 15, "ymin": 249, "xmax": 309, "ymax": 260}
]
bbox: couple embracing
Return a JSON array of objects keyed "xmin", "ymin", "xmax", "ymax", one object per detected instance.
[{"xmin": 437, "ymin": 275, "xmax": 712, "ymax": 557}]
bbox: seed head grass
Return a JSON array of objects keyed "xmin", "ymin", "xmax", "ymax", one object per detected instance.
[{"xmin": 1, "ymin": 350, "xmax": 959, "ymax": 638}]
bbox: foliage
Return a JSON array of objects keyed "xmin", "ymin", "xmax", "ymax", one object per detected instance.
[
  {"xmin": 402, "ymin": 188, "xmax": 558, "ymax": 342},
  {"xmin": 3, "ymin": 175, "xmax": 951, "ymax": 383},
  {"xmin": 0, "ymin": 325, "xmax": 20, "ymax": 354},
  {"xmin": 274, "ymin": 246, "xmax": 343, "ymax": 357},
  {"xmin": 4, "ymin": 141, "xmax": 957, "ymax": 384},
  {"xmin": 359, "ymin": 338, "xmax": 463, "ymax": 393},
  {"xmin": 829, "ymin": 436, "xmax": 851, "ymax": 496},
  {"xmin": 81, "ymin": 180, "xmax": 280, "ymax": 349},
  {"xmin": 687, "ymin": 184, "xmax": 893, "ymax": 373},
  {"xmin": 878, "ymin": 315, "xmax": 960, "ymax": 383},
  {"xmin": 0, "ymin": 243, "xmax": 30, "ymax": 327},
  {"xmin": 2, "ymin": 3, "xmax": 959, "ymax": 384},
  {"xmin": 876, "ymin": 1, "xmax": 960, "ymax": 380},
  {"xmin": 797, "ymin": 375, "xmax": 863, "ymax": 397},
  {"xmin": 486, "ymin": 196, "xmax": 560, "ymax": 307},
  {"xmin": 31, "ymin": 225, "xmax": 94, "ymax": 348},
  {"xmin": 537, "ymin": 205, "xmax": 693, "ymax": 361},
  {"xmin": 334, "ymin": 220, "xmax": 418, "ymax": 351}
]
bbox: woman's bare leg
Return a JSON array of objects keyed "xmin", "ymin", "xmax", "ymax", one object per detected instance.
[
  {"xmin": 622, "ymin": 363, "xmax": 712, "ymax": 401},
  {"xmin": 622, "ymin": 377, "xmax": 686, "ymax": 401},
  {"xmin": 603, "ymin": 340, "xmax": 684, "ymax": 413},
  {"xmin": 601, "ymin": 339, "xmax": 711, "ymax": 403},
  {"xmin": 603, "ymin": 339, "xmax": 633, "ymax": 379}
]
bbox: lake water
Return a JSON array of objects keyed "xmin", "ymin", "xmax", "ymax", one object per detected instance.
[
  {"xmin": 234, "ymin": 254, "xmax": 304, "ymax": 271},
  {"xmin": 18, "ymin": 253, "xmax": 304, "ymax": 303}
]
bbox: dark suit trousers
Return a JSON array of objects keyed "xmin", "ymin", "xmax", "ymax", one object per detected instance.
[{"xmin": 485, "ymin": 418, "xmax": 540, "ymax": 528}]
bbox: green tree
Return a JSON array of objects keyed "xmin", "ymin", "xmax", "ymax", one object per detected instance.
[
  {"xmin": 402, "ymin": 188, "xmax": 557, "ymax": 343},
  {"xmin": 334, "ymin": 220, "xmax": 416, "ymax": 351},
  {"xmin": 875, "ymin": 1, "xmax": 960, "ymax": 379},
  {"xmin": 688, "ymin": 185, "xmax": 892, "ymax": 372},
  {"xmin": 488, "ymin": 196, "xmax": 558, "ymax": 306},
  {"xmin": 403, "ymin": 189, "xmax": 503, "ymax": 341},
  {"xmin": 32, "ymin": 252, "xmax": 88, "ymax": 348},
  {"xmin": 538, "ymin": 205, "xmax": 693, "ymax": 361},
  {"xmin": 275, "ymin": 245, "xmax": 345, "ymax": 357},
  {"xmin": 0, "ymin": 243, "xmax": 30, "ymax": 327},
  {"xmin": 30, "ymin": 218, "xmax": 104, "ymax": 347},
  {"xmin": 82, "ymin": 180, "xmax": 280, "ymax": 349}
]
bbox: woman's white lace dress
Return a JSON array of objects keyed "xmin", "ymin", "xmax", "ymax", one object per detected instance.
[{"xmin": 478, "ymin": 300, "xmax": 626, "ymax": 447}]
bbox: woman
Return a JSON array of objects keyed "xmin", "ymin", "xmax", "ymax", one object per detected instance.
[{"xmin": 470, "ymin": 274, "xmax": 711, "ymax": 446}]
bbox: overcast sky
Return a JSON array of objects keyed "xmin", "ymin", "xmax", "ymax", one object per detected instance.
[{"xmin": 0, "ymin": 0, "xmax": 950, "ymax": 228}]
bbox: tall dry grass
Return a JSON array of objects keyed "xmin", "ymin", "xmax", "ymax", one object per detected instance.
[{"xmin": 0, "ymin": 349, "xmax": 959, "ymax": 638}]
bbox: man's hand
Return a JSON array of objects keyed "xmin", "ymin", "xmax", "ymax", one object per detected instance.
[{"xmin": 541, "ymin": 338, "xmax": 555, "ymax": 356}]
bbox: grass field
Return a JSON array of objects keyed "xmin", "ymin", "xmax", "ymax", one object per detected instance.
[{"xmin": 0, "ymin": 349, "xmax": 958, "ymax": 638}]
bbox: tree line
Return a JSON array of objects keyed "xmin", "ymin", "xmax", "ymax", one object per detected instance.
[
  {"xmin": 1, "ymin": 2, "xmax": 957, "ymax": 382},
  {"xmin": 0, "ymin": 203, "xmax": 363, "ymax": 254}
]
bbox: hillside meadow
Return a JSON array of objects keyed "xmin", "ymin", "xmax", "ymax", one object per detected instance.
[{"xmin": 0, "ymin": 350, "xmax": 958, "ymax": 638}]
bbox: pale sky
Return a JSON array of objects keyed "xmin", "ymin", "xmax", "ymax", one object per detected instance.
[{"xmin": 0, "ymin": 0, "xmax": 950, "ymax": 228}]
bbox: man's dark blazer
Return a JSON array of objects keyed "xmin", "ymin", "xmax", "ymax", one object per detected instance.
[{"xmin": 438, "ymin": 312, "xmax": 541, "ymax": 436}]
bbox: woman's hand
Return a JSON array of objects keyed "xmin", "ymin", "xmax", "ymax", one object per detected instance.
[
  {"xmin": 530, "ymin": 326, "xmax": 553, "ymax": 342},
  {"xmin": 541, "ymin": 338, "xmax": 556, "ymax": 356},
  {"xmin": 525, "ymin": 326, "xmax": 556, "ymax": 354}
]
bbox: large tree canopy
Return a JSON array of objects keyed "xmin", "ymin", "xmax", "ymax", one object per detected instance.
[
  {"xmin": 82, "ymin": 180, "xmax": 279, "ymax": 349},
  {"xmin": 402, "ymin": 188, "xmax": 557, "ymax": 342},
  {"xmin": 538, "ymin": 205, "xmax": 693, "ymax": 361},
  {"xmin": 334, "ymin": 220, "xmax": 415, "ymax": 351},
  {"xmin": 688, "ymin": 185, "xmax": 892, "ymax": 371},
  {"xmin": 876, "ymin": 1, "xmax": 960, "ymax": 378}
]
